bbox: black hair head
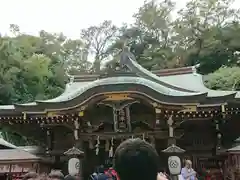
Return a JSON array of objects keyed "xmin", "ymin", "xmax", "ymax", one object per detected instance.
[
  {"xmin": 114, "ymin": 138, "xmax": 159, "ymax": 180},
  {"xmin": 64, "ymin": 174, "xmax": 77, "ymax": 180}
]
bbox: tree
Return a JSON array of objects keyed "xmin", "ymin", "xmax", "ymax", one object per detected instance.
[
  {"xmin": 109, "ymin": 0, "xmax": 181, "ymax": 70},
  {"xmin": 81, "ymin": 20, "xmax": 118, "ymax": 72},
  {"xmin": 109, "ymin": 0, "xmax": 240, "ymax": 73},
  {"xmin": 63, "ymin": 39, "xmax": 91, "ymax": 74},
  {"xmin": 205, "ymin": 66, "xmax": 240, "ymax": 90},
  {"xmin": 174, "ymin": 0, "xmax": 240, "ymax": 73}
]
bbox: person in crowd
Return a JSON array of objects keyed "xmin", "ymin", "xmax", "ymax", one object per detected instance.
[
  {"xmin": 37, "ymin": 173, "xmax": 49, "ymax": 180},
  {"xmin": 181, "ymin": 160, "xmax": 197, "ymax": 180},
  {"xmin": 161, "ymin": 168, "xmax": 170, "ymax": 179},
  {"xmin": 113, "ymin": 138, "xmax": 160, "ymax": 180},
  {"xmin": 64, "ymin": 174, "xmax": 77, "ymax": 180},
  {"xmin": 157, "ymin": 172, "xmax": 168, "ymax": 180},
  {"xmin": 90, "ymin": 165, "xmax": 109, "ymax": 180},
  {"xmin": 104, "ymin": 167, "xmax": 119, "ymax": 180},
  {"xmin": 48, "ymin": 170, "xmax": 64, "ymax": 180}
]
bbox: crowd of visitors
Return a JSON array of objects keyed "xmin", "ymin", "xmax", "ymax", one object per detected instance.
[{"xmin": 22, "ymin": 138, "xmax": 213, "ymax": 180}]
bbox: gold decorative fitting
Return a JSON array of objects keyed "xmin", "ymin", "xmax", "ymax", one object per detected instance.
[
  {"xmin": 47, "ymin": 111, "xmax": 57, "ymax": 117},
  {"xmin": 181, "ymin": 105, "xmax": 197, "ymax": 112},
  {"xmin": 79, "ymin": 111, "xmax": 84, "ymax": 117},
  {"xmin": 104, "ymin": 93, "xmax": 132, "ymax": 101}
]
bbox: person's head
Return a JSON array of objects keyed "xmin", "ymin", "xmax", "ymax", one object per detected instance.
[
  {"xmin": 36, "ymin": 173, "xmax": 49, "ymax": 180},
  {"xmin": 185, "ymin": 160, "xmax": 192, "ymax": 169},
  {"xmin": 64, "ymin": 174, "xmax": 77, "ymax": 180},
  {"xmin": 49, "ymin": 170, "xmax": 64, "ymax": 180},
  {"xmin": 114, "ymin": 138, "xmax": 159, "ymax": 180},
  {"xmin": 97, "ymin": 165, "xmax": 105, "ymax": 173},
  {"xmin": 157, "ymin": 173, "xmax": 168, "ymax": 180}
]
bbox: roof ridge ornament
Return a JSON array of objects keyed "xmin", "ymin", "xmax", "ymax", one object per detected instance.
[{"xmin": 192, "ymin": 64, "xmax": 200, "ymax": 75}]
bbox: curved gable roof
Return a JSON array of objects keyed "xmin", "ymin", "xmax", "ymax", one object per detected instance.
[{"xmin": 0, "ymin": 49, "xmax": 239, "ymax": 113}]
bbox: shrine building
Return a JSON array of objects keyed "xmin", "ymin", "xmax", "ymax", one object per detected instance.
[{"xmin": 0, "ymin": 48, "xmax": 240, "ymax": 178}]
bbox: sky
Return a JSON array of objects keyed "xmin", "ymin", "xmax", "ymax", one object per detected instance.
[
  {"xmin": 0, "ymin": 0, "xmax": 186, "ymax": 39},
  {"xmin": 0, "ymin": 0, "xmax": 239, "ymax": 39}
]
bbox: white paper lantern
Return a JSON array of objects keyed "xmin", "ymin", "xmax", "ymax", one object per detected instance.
[{"xmin": 68, "ymin": 158, "xmax": 80, "ymax": 176}]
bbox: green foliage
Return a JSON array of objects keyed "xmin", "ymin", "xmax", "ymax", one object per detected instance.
[
  {"xmin": 205, "ymin": 67, "xmax": 240, "ymax": 90},
  {"xmin": 108, "ymin": 0, "xmax": 240, "ymax": 74},
  {"xmin": 0, "ymin": 35, "xmax": 64, "ymax": 104}
]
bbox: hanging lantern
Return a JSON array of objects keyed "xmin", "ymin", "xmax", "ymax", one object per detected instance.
[
  {"xmin": 109, "ymin": 137, "xmax": 114, "ymax": 157},
  {"xmin": 68, "ymin": 158, "xmax": 80, "ymax": 176},
  {"xmin": 95, "ymin": 136, "xmax": 100, "ymax": 155}
]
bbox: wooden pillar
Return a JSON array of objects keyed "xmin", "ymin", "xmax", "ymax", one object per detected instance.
[
  {"xmin": 43, "ymin": 127, "xmax": 53, "ymax": 154},
  {"xmin": 113, "ymin": 107, "xmax": 118, "ymax": 132}
]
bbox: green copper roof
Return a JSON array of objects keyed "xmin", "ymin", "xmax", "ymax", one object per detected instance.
[
  {"xmin": 159, "ymin": 72, "xmax": 240, "ymax": 97},
  {"xmin": 40, "ymin": 76, "xmax": 201, "ymax": 103}
]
